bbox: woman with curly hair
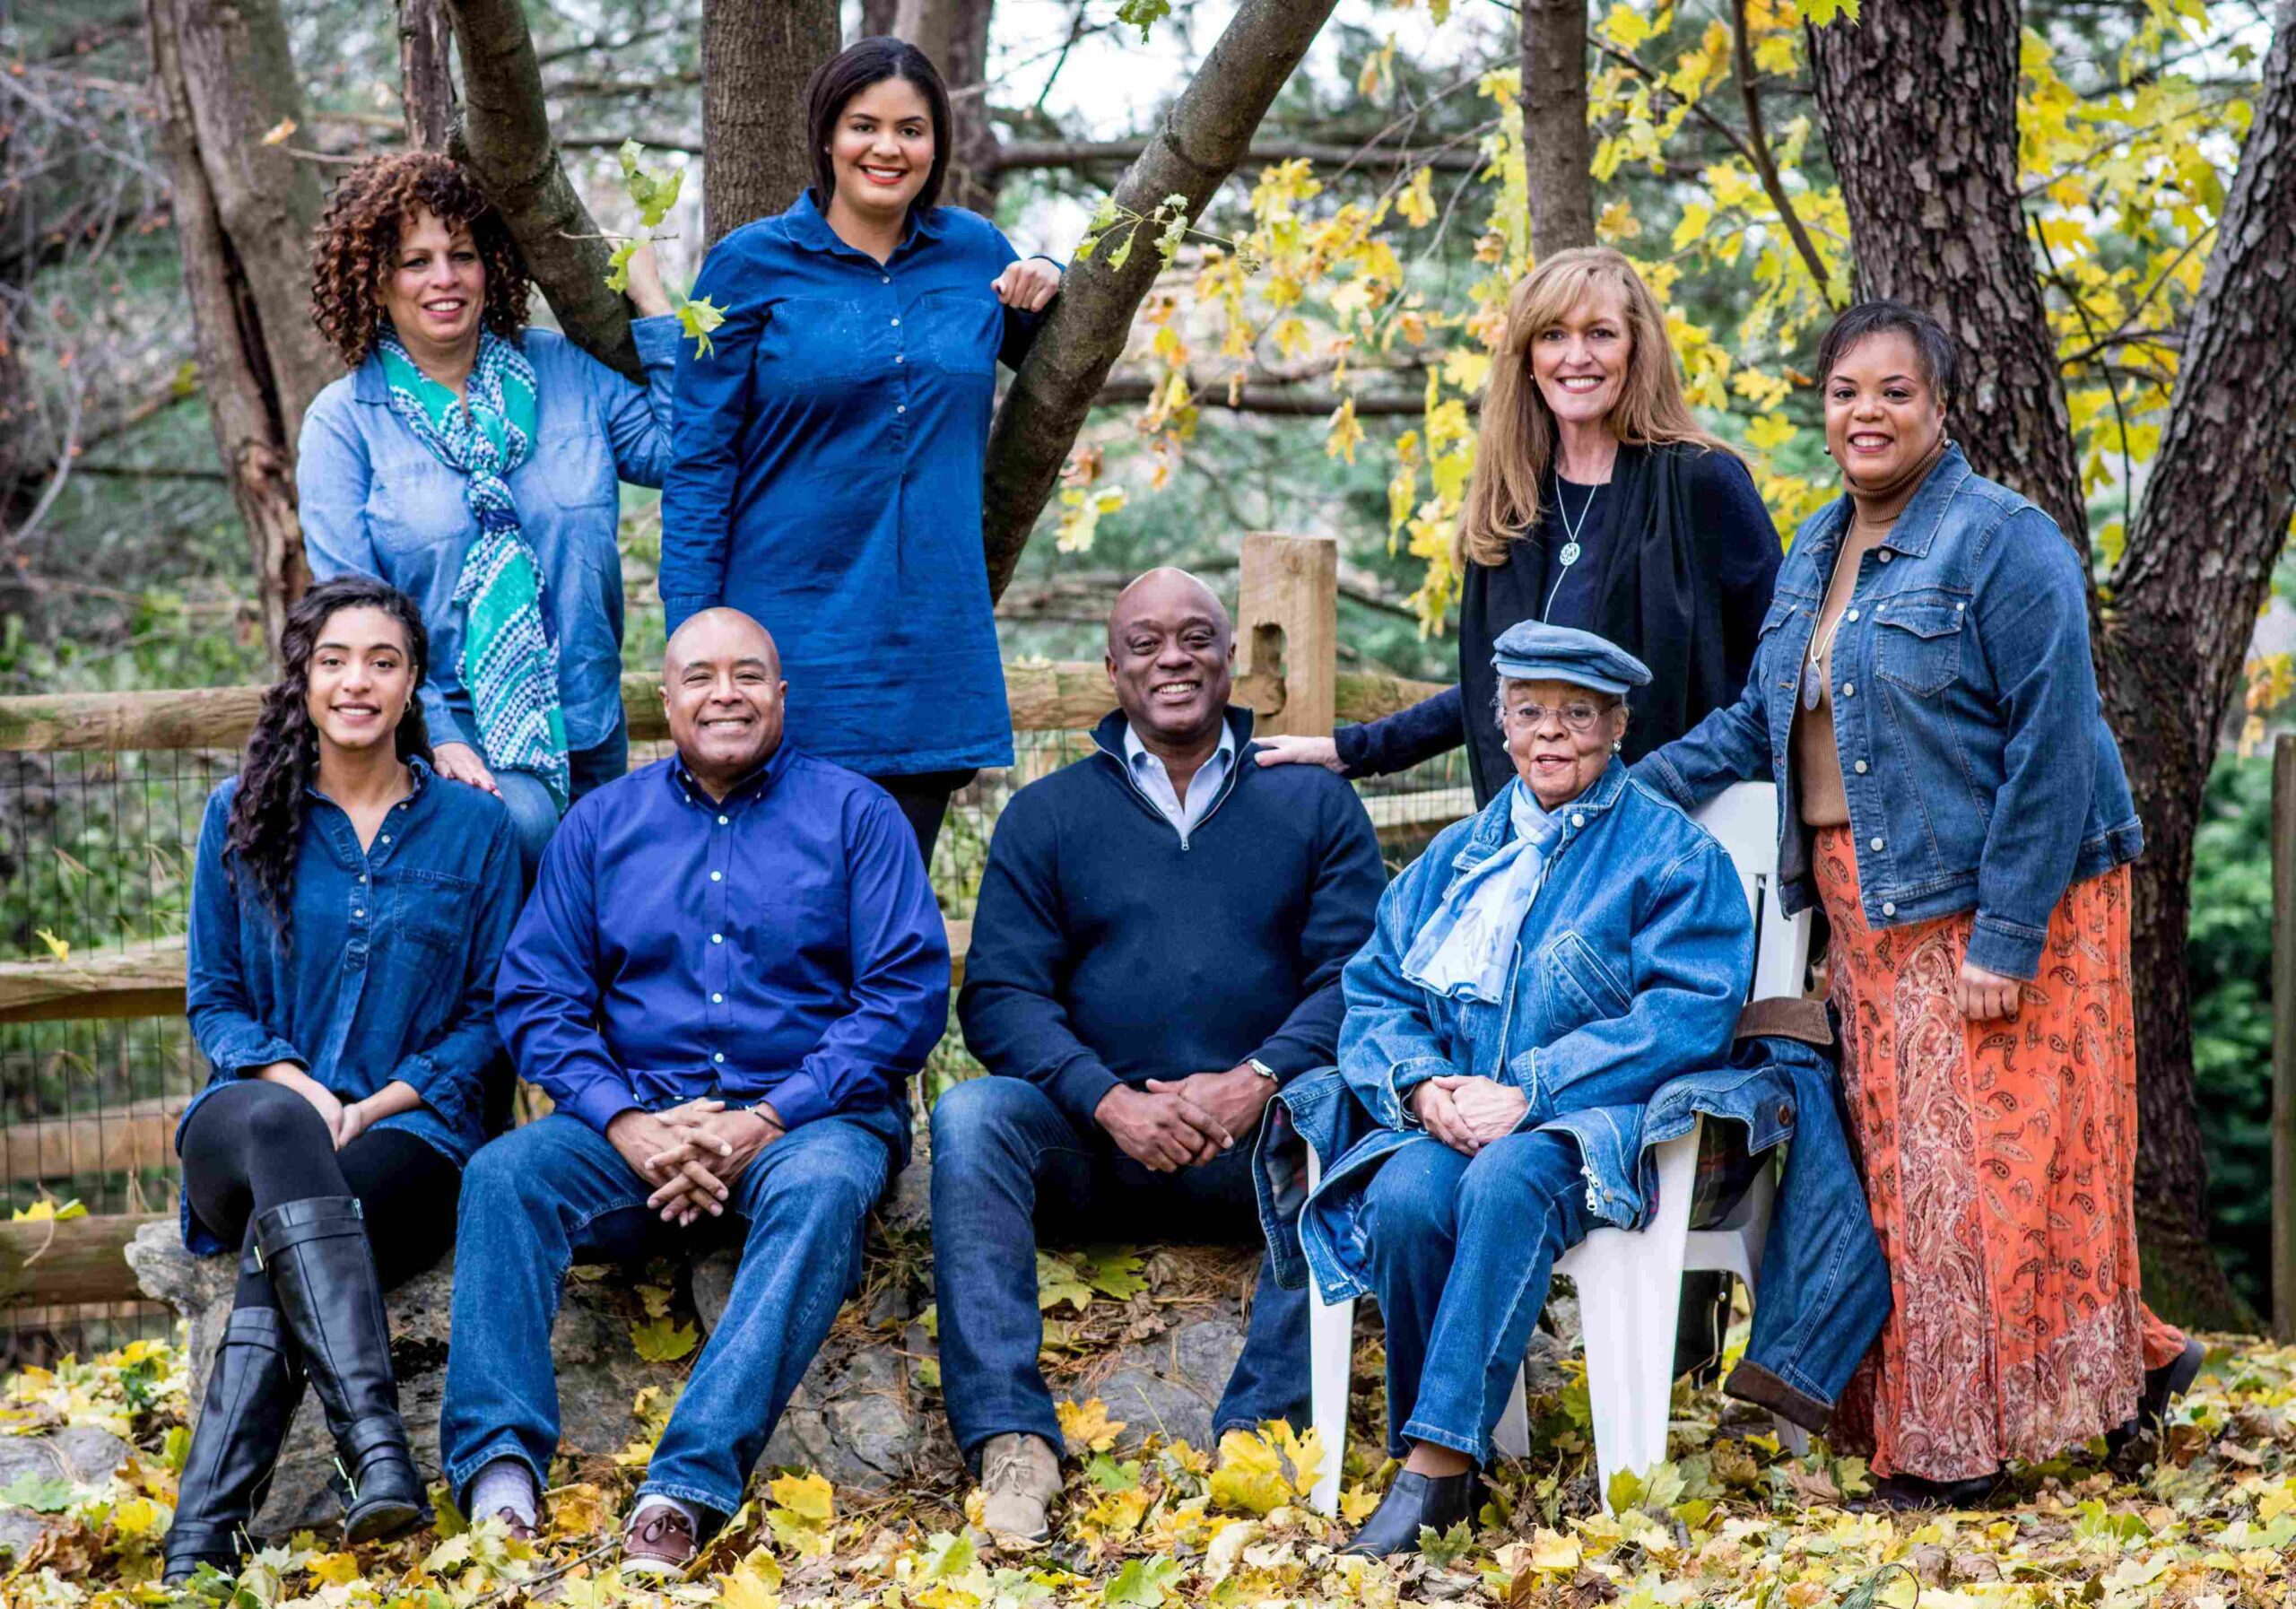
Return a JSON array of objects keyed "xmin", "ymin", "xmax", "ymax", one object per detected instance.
[
  {"xmin": 299, "ymin": 151, "xmax": 678, "ymax": 875},
  {"xmin": 161, "ymin": 577, "xmax": 520, "ymax": 1581}
]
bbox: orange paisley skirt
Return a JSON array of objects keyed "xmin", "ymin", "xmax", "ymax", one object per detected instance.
[{"xmin": 1813, "ymin": 827, "xmax": 2187, "ymax": 1481}]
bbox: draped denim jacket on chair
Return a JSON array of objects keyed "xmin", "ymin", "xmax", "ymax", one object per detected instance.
[{"xmin": 1636, "ymin": 444, "xmax": 2143, "ymax": 979}]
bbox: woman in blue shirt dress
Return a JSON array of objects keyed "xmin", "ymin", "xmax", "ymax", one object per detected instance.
[
  {"xmin": 298, "ymin": 152, "xmax": 679, "ymax": 876},
  {"xmin": 162, "ymin": 578, "xmax": 519, "ymax": 1582},
  {"xmin": 659, "ymin": 38, "xmax": 1063, "ymax": 863}
]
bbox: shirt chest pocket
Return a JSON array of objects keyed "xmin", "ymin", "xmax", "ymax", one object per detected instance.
[
  {"xmin": 753, "ymin": 298, "xmax": 880, "ymax": 395},
  {"xmin": 386, "ymin": 868, "xmax": 479, "ymax": 965},
  {"xmin": 1873, "ymin": 596, "xmax": 1967, "ymax": 696},
  {"xmin": 1537, "ymin": 927, "xmax": 1632, "ymax": 1038},
  {"xmin": 368, "ymin": 454, "xmax": 474, "ymax": 556},
  {"xmin": 916, "ymin": 287, "xmax": 1000, "ymax": 376}
]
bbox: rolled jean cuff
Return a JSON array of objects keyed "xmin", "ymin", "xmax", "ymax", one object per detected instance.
[
  {"xmin": 635, "ymin": 1478, "xmax": 734, "ymax": 1529},
  {"xmin": 1396, "ymin": 1417, "xmax": 1486, "ymax": 1463},
  {"xmin": 1723, "ymin": 1358, "xmax": 1833, "ymax": 1436},
  {"xmin": 447, "ymin": 1438, "xmax": 545, "ymax": 1516}
]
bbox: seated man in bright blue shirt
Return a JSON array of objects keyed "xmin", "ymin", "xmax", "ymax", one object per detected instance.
[{"xmin": 439, "ymin": 608, "xmax": 948, "ymax": 1578}]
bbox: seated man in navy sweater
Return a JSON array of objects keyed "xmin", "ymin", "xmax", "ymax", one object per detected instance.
[
  {"xmin": 441, "ymin": 609, "xmax": 948, "ymax": 1577},
  {"xmin": 934, "ymin": 569, "xmax": 1384, "ymax": 1540}
]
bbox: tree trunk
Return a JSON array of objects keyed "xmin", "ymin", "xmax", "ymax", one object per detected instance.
[
  {"xmin": 2094, "ymin": 0, "xmax": 2296, "ymax": 1331},
  {"xmin": 942, "ymin": 0, "xmax": 1001, "ymax": 215},
  {"xmin": 701, "ymin": 0, "xmax": 841, "ymax": 244},
  {"xmin": 860, "ymin": 0, "xmax": 899, "ymax": 36},
  {"xmin": 398, "ymin": 0, "xmax": 457, "ymax": 150},
  {"xmin": 1520, "ymin": 0, "xmax": 1595, "ymax": 257},
  {"xmin": 1807, "ymin": 0, "xmax": 2090, "ymax": 560},
  {"xmin": 1809, "ymin": 0, "xmax": 2296, "ymax": 1328},
  {"xmin": 145, "ymin": 0, "xmax": 338, "ymax": 655},
  {"xmin": 443, "ymin": 0, "xmax": 640, "ymax": 378},
  {"xmin": 978, "ymin": 0, "xmax": 1344, "ymax": 599}
]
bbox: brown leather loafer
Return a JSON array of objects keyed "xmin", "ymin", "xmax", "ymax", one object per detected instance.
[{"xmin": 620, "ymin": 1502, "xmax": 698, "ymax": 1579}]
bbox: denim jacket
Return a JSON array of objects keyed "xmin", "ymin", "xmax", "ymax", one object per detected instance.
[
  {"xmin": 1636, "ymin": 444, "xmax": 2142, "ymax": 978},
  {"xmin": 299, "ymin": 316, "xmax": 681, "ymax": 753},
  {"xmin": 176, "ymin": 759, "xmax": 522, "ymax": 1253}
]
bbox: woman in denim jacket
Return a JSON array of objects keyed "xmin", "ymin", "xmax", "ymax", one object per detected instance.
[
  {"xmin": 1638, "ymin": 300, "xmax": 2198, "ymax": 1506},
  {"xmin": 162, "ymin": 578, "xmax": 519, "ymax": 1581},
  {"xmin": 298, "ymin": 152, "xmax": 679, "ymax": 876}
]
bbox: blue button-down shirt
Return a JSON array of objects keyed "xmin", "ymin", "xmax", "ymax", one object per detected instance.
[
  {"xmin": 1122, "ymin": 721, "xmax": 1236, "ymax": 841},
  {"xmin": 494, "ymin": 745, "xmax": 951, "ymax": 1138},
  {"xmin": 658, "ymin": 191, "xmax": 1048, "ymax": 777},
  {"xmin": 178, "ymin": 758, "xmax": 521, "ymax": 1252},
  {"xmin": 299, "ymin": 315, "xmax": 681, "ymax": 752}
]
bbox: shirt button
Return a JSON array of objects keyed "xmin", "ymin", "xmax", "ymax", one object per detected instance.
[
  {"xmin": 380, "ymin": 835, "xmax": 391, "ymax": 844},
  {"xmin": 1840, "ymin": 683, "xmax": 1855, "ymax": 699},
  {"xmin": 718, "ymin": 814, "xmax": 729, "ymax": 825},
  {"xmin": 1570, "ymin": 813, "xmax": 1585, "ymax": 827},
  {"xmin": 352, "ymin": 909, "xmax": 364, "ymax": 918},
  {"xmin": 1882, "ymin": 901, "xmax": 1897, "ymax": 917},
  {"xmin": 357, "ymin": 874, "xmax": 367, "ymax": 883},
  {"xmin": 1879, "ymin": 551, "xmax": 1893, "ymax": 564},
  {"xmin": 1869, "ymin": 837, "xmax": 1884, "ymax": 852},
  {"xmin": 1854, "ymin": 760, "xmax": 1869, "ymax": 774},
  {"xmin": 894, "ymin": 354, "xmax": 904, "ymax": 364},
  {"xmin": 881, "ymin": 275, "xmax": 891, "ymax": 284},
  {"xmin": 712, "ymin": 1052, "xmax": 725, "ymax": 1064},
  {"xmin": 711, "ymin": 933, "xmax": 723, "ymax": 944},
  {"xmin": 890, "ymin": 317, "xmax": 900, "ymax": 326},
  {"xmin": 896, "ymin": 404, "xmax": 906, "ymax": 413},
  {"xmin": 712, "ymin": 992, "xmax": 724, "ymax": 1005},
  {"xmin": 1845, "ymin": 609, "xmax": 1859, "ymax": 622},
  {"xmin": 710, "ymin": 870, "xmax": 723, "ymax": 883}
]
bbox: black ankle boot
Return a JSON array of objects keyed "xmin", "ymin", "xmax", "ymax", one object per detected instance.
[
  {"xmin": 2106, "ymin": 1336, "xmax": 2207, "ymax": 1456},
  {"xmin": 254, "ymin": 1198, "xmax": 423, "ymax": 1544},
  {"xmin": 1341, "ymin": 1468, "xmax": 1482, "ymax": 1558},
  {"xmin": 161, "ymin": 1294, "xmax": 305, "ymax": 1584}
]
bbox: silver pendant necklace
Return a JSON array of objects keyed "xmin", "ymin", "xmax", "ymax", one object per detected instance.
[{"xmin": 1543, "ymin": 478, "xmax": 1600, "ymax": 621}]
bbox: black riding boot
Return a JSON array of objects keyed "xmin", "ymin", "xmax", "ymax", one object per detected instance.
[
  {"xmin": 254, "ymin": 1198, "xmax": 424, "ymax": 1544},
  {"xmin": 161, "ymin": 1273, "xmax": 305, "ymax": 1583}
]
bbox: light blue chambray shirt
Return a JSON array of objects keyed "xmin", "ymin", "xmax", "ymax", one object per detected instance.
[{"xmin": 1123, "ymin": 721, "xmax": 1236, "ymax": 840}]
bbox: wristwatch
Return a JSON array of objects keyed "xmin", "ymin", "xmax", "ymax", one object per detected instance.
[{"xmin": 1246, "ymin": 1057, "xmax": 1279, "ymax": 1082}]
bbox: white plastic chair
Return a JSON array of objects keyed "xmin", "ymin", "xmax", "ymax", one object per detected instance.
[{"xmin": 1304, "ymin": 780, "xmax": 1812, "ymax": 1515}]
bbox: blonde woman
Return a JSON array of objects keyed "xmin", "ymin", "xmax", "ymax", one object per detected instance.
[{"xmin": 1257, "ymin": 248, "xmax": 1779, "ymax": 806}]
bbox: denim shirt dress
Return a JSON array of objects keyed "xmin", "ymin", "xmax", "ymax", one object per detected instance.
[{"xmin": 175, "ymin": 758, "xmax": 522, "ymax": 1252}]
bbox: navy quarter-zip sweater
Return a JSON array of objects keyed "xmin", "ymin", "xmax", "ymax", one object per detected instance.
[{"xmin": 959, "ymin": 708, "xmax": 1386, "ymax": 1128}]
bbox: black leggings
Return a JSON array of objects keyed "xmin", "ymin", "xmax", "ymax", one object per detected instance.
[
  {"xmin": 865, "ymin": 769, "xmax": 975, "ymax": 868},
  {"xmin": 178, "ymin": 1080, "xmax": 461, "ymax": 1309}
]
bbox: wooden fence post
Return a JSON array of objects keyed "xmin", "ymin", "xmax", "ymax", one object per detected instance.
[
  {"xmin": 2274, "ymin": 735, "xmax": 2296, "ymax": 1341},
  {"xmin": 1234, "ymin": 533, "xmax": 1338, "ymax": 739}
]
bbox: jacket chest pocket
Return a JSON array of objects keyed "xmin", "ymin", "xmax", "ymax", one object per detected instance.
[
  {"xmin": 1874, "ymin": 597, "xmax": 1966, "ymax": 696},
  {"xmin": 1537, "ymin": 927, "xmax": 1631, "ymax": 1036}
]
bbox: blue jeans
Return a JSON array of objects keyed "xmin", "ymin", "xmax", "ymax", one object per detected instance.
[
  {"xmin": 1360, "ymin": 1128, "xmax": 1594, "ymax": 1461},
  {"xmin": 439, "ymin": 1109, "xmax": 899, "ymax": 1518},
  {"xmin": 494, "ymin": 726, "xmax": 631, "ymax": 882},
  {"xmin": 929, "ymin": 1076, "xmax": 1309, "ymax": 1464}
]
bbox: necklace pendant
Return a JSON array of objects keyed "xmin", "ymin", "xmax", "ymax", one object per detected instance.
[
  {"xmin": 1801, "ymin": 660, "xmax": 1824, "ymax": 712},
  {"xmin": 1559, "ymin": 541, "xmax": 1582, "ymax": 567}
]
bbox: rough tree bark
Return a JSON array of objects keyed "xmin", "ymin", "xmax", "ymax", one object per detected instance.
[
  {"xmin": 878, "ymin": 0, "xmax": 997, "ymax": 211},
  {"xmin": 978, "ymin": 0, "xmax": 1344, "ymax": 599},
  {"xmin": 2092, "ymin": 1, "xmax": 2296, "ymax": 1329},
  {"xmin": 700, "ymin": 0, "xmax": 841, "ymax": 243},
  {"xmin": 1521, "ymin": 0, "xmax": 1596, "ymax": 257},
  {"xmin": 398, "ymin": 0, "xmax": 457, "ymax": 150},
  {"xmin": 860, "ymin": 0, "xmax": 900, "ymax": 37},
  {"xmin": 442, "ymin": 0, "xmax": 640, "ymax": 378},
  {"xmin": 1811, "ymin": 0, "xmax": 2296, "ymax": 1328},
  {"xmin": 144, "ymin": 0, "xmax": 339, "ymax": 655},
  {"xmin": 1808, "ymin": 0, "xmax": 2091, "ymax": 559}
]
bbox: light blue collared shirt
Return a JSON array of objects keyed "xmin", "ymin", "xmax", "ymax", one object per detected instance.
[{"xmin": 1123, "ymin": 721, "xmax": 1236, "ymax": 840}]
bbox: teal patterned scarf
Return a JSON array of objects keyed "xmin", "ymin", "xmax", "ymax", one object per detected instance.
[{"xmin": 377, "ymin": 329, "xmax": 570, "ymax": 809}]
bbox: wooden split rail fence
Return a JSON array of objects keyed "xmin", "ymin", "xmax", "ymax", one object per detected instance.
[{"xmin": 0, "ymin": 535, "xmax": 1467, "ymax": 1313}]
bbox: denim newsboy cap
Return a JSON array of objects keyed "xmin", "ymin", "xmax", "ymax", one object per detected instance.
[{"xmin": 1490, "ymin": 621, "xmax": 1653, "ymax": 696}]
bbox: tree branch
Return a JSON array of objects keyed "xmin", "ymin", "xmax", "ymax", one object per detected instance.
[
  {"xmin": 978, "ymin": 0, "xmax": 1344, "ymax": 601},
  {"xmin": 994, "ymin": 136, "xmax": 1487, "ymax": 174},
  {"xmin": 1728, "ymin": 0, "xmax": 1834, "ymax": 302}
]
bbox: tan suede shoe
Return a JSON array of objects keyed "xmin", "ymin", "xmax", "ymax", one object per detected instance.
[{"xmin": 979, "ymin": 1432, "xmax": 1062, "ymax": 1543}]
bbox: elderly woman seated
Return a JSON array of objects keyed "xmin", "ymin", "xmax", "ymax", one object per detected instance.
[{"xmin": 1274, "ymin": 622, "xmax": 1886, "ymax": 1558}]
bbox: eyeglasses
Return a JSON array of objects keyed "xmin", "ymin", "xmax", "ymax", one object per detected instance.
[{"xmin": 1500, "ymin": 700, "xmax": 1610, "ymax": 733}]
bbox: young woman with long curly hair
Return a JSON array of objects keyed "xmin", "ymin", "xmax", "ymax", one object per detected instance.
[
  {"xmin": 161, "ymin": 577, "xmax": 520, "ymax": 1581},
  {"xmin": 298, "ymin": 150, "xmax": 678, "ymax": 876}
]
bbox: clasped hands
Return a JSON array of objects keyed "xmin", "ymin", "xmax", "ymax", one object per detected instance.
[
  {"xmin": 606, "ymin": 1099, "xmax": 785, "ymax": 1227},
  {"xmin": 1410, "ymin": 1074, "xmax": 1529, "ymax": 1157},
  {"xmin": 1093, "ymin": 1064, "xmax": 1274, "ymax": 1174}
]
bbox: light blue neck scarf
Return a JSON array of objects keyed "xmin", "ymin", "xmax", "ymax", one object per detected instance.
[{"xmin": 1402, "ymin": 780, "xmax": 1561, "ymax": 1004}]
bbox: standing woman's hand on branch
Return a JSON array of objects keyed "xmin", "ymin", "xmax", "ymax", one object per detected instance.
[
  {"xmin": 622, "ymin": 241, "xmax": 675, "ymax": 319},
  {"xmin": 992, "ymin": 258, "xmax": 1062, "ymax": 313},
  {"xmin": 1252, "ymin": 735, "xmax": 1346, "ymax": 773}
]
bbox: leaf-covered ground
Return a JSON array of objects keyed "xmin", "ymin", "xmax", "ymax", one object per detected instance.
[{"xmin": 2, "ymin": 1330, "xmax": 2292, "ymax": 1609}]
